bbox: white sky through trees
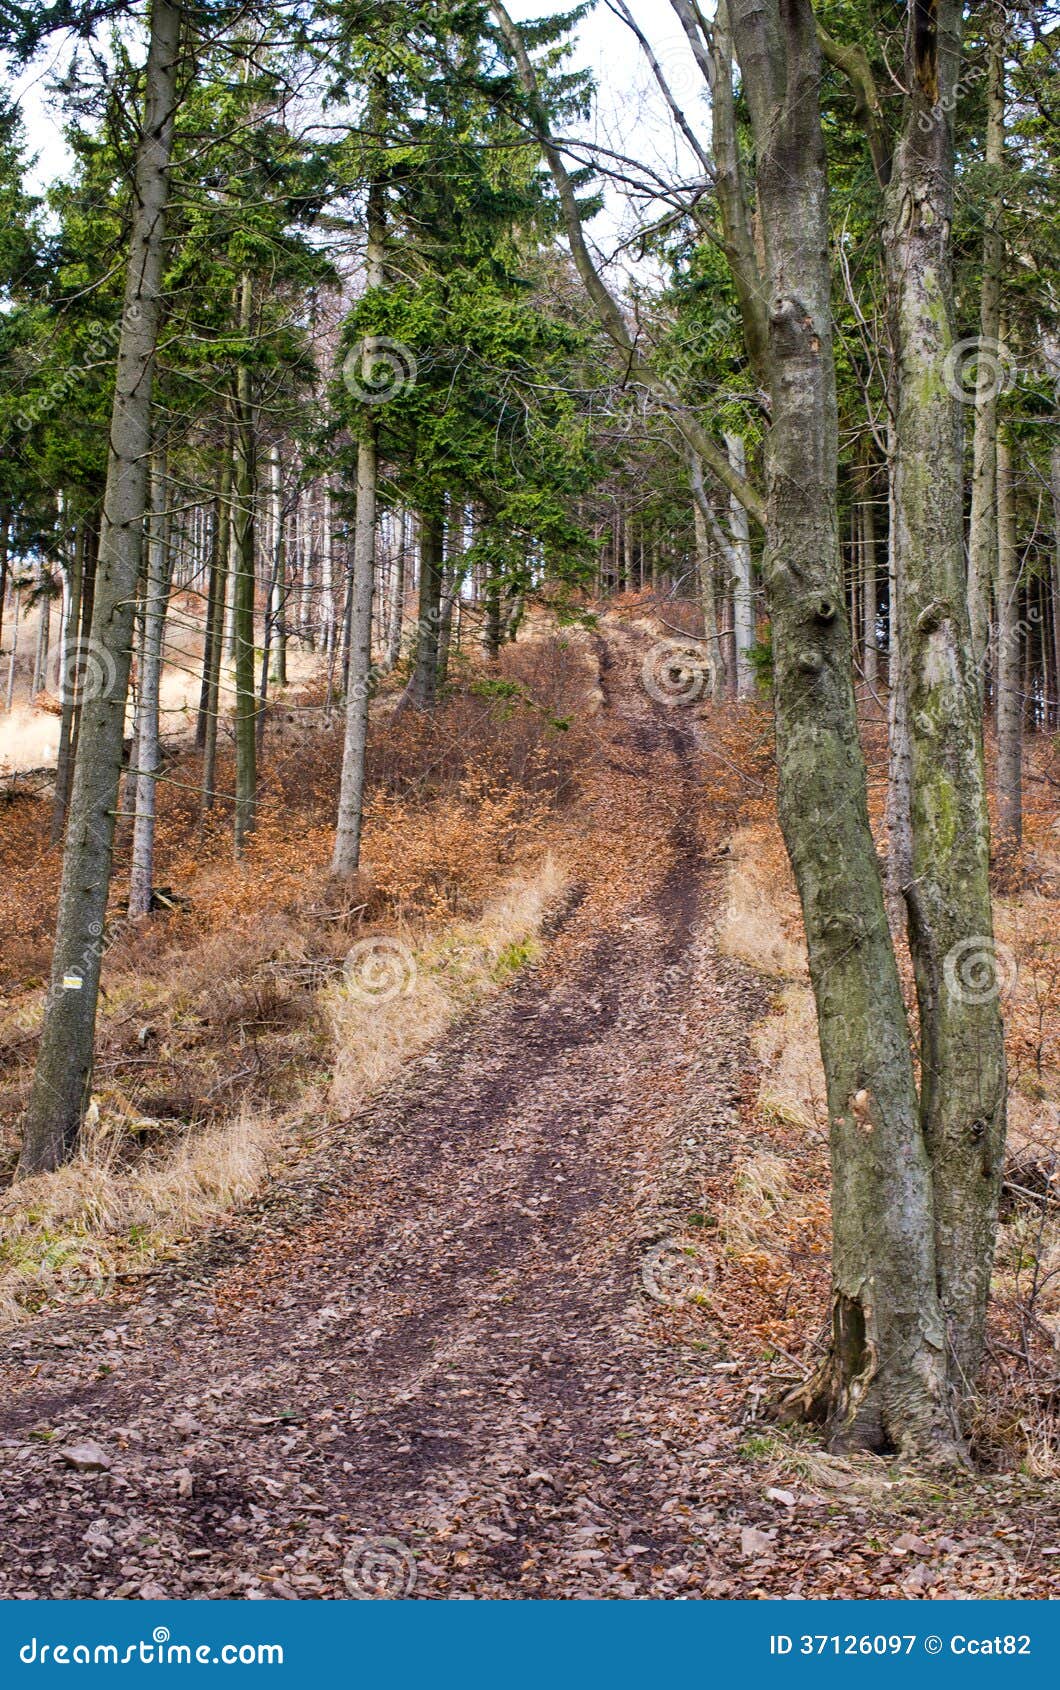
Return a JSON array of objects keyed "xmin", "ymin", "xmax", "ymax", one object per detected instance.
[{"xmin": 11, "ymin": 0, "xmax": 706, "ymax": 267}]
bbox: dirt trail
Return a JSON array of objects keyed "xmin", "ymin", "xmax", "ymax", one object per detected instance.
[{"xmin": 0, "ymin": 625, "xmax": 1049, "ymax": 1600}]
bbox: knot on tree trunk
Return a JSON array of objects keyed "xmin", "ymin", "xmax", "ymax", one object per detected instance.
[{"xmin": 768, "ymin": 294, "xmax": 817, "ymax": 357}]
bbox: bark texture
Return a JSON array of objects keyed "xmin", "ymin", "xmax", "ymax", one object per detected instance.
[
  {"xmin": 19, "ymin": 0, "xmax": 181, "ymax": 1175},
  {"xmin": 883, "ymin": 0, "xmax": 1006, "ymax": 1393},
  {"xmin": 729, "ymin": 0, "xmax": 957, "ymax": 1457}
]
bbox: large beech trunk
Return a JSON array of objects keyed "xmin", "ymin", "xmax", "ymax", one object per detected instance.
[
  {"xmin": 728, "ymin": 0, "xmax": 957, "ymax": 1457},
  {"xmin": 883, "ymin": 0, "xmax": 1006, "ymax": 1394},
  {"xmin": 19, "ymin": 0, "xmax": 182, "ymax": 1176}
]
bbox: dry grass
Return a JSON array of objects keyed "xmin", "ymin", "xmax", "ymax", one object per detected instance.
[
  {"xmin": 0, "ymin": 854, "xmax": 568, "ymax": 1327},
  {"xmin": 717, "ymin": 824, "xmax": 804, "ymax": 978},
  {"xmin": 326, "ymin": 854, "xmax": 567, "ymax": 1114},
  {"xmin": 718, "ymin": 1148, "xmax": 795, "ymax": 1258}
]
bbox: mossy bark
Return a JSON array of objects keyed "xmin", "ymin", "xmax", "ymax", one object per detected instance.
[
  {"xmin": 883, "ymin": 0, "xmax": 1006, "ymax": 1395},
  {"xmin": 729, "ymin": 0, "xmax": 958, "ymax": 1458}
]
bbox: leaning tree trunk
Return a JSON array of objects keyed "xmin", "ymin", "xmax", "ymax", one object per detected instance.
[
  {"xmin": 331, "ymin": 156, "xmax": 385, "ymax": 877},
  {"xmin": 883, "ymin": 0, "xmax": 1007, "ymax": 1395},
  {"xmin": 128, "ymin": 454, "xmax": 171, "ymax": 918},
  {"xmin": 19, "ymin": 0, "xmax": 182, "ymax": 1177},
  {"xmin": 728, "ymin": 0, "xmax": 957, "ymax": 1458}
]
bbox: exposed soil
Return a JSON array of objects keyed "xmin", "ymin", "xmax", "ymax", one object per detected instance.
[{"xmin": 0, "ymin": 625, "xmax": 1054, "ymax": 1600}]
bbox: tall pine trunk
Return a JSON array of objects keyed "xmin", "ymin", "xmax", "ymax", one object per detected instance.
[
  {"xmin": 331, "ymin": 158, "xmax": 385, "ymax": 876},
  {"xmin": 202, "ymin": 439, "xmax": 232, "ymax": 814},
  {"xmin": 50, "ymin": 524, "xmax": 84, "ymax": 845},
  {"xmin": 232, "ymin": 275, "xmax": 258, "ymax": 854},
  {"xmin": 996, "ymin": 432, "xmax": 1022, "ymax": 848},
  {"xmin": 408, "ymin": 512, "xmax": 444, "ymax": 707},
  {"xmin": 19, "ymin": 0, "xmax": 182, "ymax": 1176},
  {"xmin": 128, "ymin": 454, "xmax": 171, "ymax": 918}
]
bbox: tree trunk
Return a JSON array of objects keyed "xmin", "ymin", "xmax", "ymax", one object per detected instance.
[
  {"xmin": 232, "ymin": 274, "xmax": 258, "ymax": 854},
  {"xmin": 883, "ymin": 0, "xmax": 1006, "ymax": 1394},
  {"xmin": 4, "ymin": 569, "xmax": 19, "ymax": 712},
  {"xmin": 19, "ymin": 0, "xmax": 181, "ymax": 1176},
  {"xmin": 32, "ymin": 561, "xmax": 51, "ymax": 697},
  {"xmin": 437, "ymin": 502, "xmax": 464, "ymax": 690},
  {"xmin": 996, "ymin": 432, "xmax": 1022, "ymax": 849},
  {"xmin": 50, "ymin": 524, "xmax": 85, "ymax": 845},
  {"xmin": 268, "ymin": 446, "xmax": 287, "ymax": 686},
  {"xmin": 128, "ymin": 453, "xmax": 171, "ymax": 919},
  {"xmin": 859, "ymin": 463, "xmax": 878, "ymax": 691},
  {"xmin": 202, "ymin": 439, "xmax": 233, "ymax": 815},
  {"xmin": 331, "ymin": 151, "xmax": 385, "ymax": 877},
  {"xmin": 386, "ymin": 506, "xmax": 407, "ymax": 669},
  {"xmin": 728, "ymin": 0, "xmax": 957, "ymax": 1458},
  {"xmin": 1050, "ymin": 444, "xmax": 1060, "ymax": 734},
  {"xmin": 321, "ymin": 485, "xmax": 336, "ymax": 658},
  {"xmin": 196, "ymin": 473, "xmax": 224, "ymax": 750},
  {"xmin": 408, "ymin": 511, "xmax": 444, "ymax": 707},
  {"xmin": 966, "ymin": 7, "xmax": 1006, "ymax": 683},
  {"xmin": 724, "ymin": 431, "xmax": 756, "ymax": 698},
  {"xmin": 0, "ymin": 504, "xmax": 8, "ymax": 663},
  {"xmin": 690, "ymin": 456, "xmax": 724, "ymax": 701}
]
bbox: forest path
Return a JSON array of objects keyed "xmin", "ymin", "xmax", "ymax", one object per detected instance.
[
  {"xmin": 13, "ymin": 620, "xmax": 1031, "ymax": 1601},
  {"xmin": 0, "ymin": 620, "xmax": 776, "ymax": 1598}
]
